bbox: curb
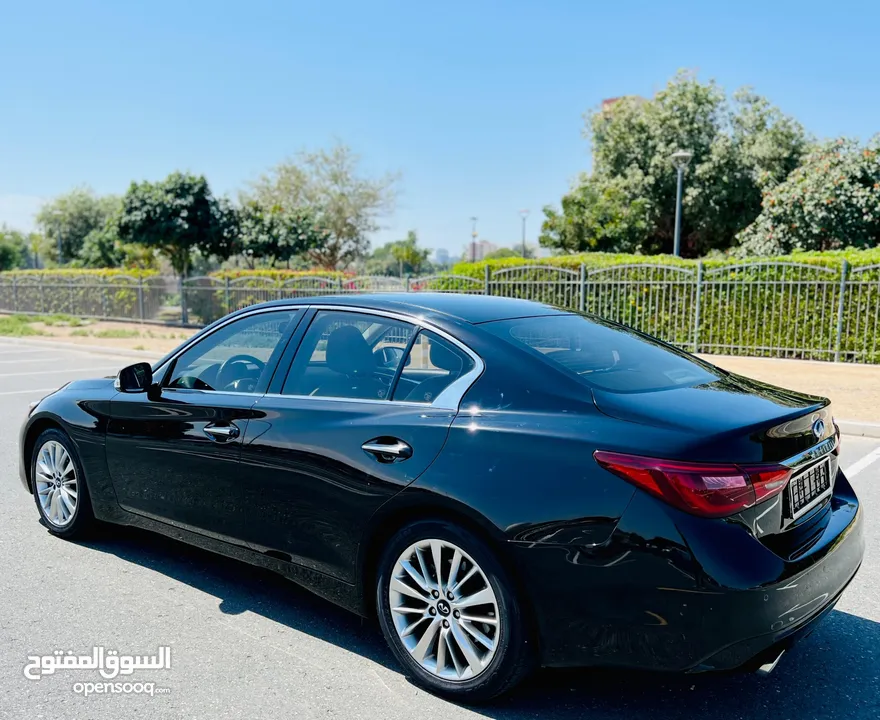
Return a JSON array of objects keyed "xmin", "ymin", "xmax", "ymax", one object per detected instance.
[
  {"xmin": 0, "ymin": 337, "xmax": 164, "ymax": 361},
  {"xmin": 837, "ymin": 420, "xmax": 880, "ymax": 440}
]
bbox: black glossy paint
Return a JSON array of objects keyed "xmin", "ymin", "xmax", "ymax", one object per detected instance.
[{"xmin": 18, "ymin": 294, "xmax": 864, "ymax": 674}]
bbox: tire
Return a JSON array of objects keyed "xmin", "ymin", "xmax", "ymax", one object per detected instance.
[
  {"xmin": 376, "ymin": 520, "xmax": 534, "ymax": 702},
  {"xmin": 31, "ymin": 428, "xmax": 94, "ymax": 539}
]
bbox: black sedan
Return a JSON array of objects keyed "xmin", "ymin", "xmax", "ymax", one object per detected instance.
[{"xmin": 18, "ymin": 294, "xmax": 864, "ymax": 701}]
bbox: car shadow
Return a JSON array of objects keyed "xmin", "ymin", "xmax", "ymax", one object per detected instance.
[{"xmin": 80, "ymin": 524, "xmax": 878, "ymax": 719}]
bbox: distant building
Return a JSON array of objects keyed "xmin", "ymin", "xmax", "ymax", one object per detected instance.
[
  {"xmin": 433, "ymin": 248, "xmax": 450, "ymax": 268},
  {"xmin": 462, "ymin": 239, "xmax": 499, "ymax": 262}
]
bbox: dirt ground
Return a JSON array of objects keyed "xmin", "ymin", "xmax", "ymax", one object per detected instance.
[{"xmin": 699, "ymin": 354, "xmax": 880, "ymax": 424}]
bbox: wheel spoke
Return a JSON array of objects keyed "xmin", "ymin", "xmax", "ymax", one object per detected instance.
[
  {"xmin": 400, "ymin": 615, "xmax": 428, "ymax": 638},
  {"xmin": 460, "ymin": 613, "xmax": 497, "ymax": 625},
  {"xmin": 460, "ymin": 620, "xmax": 495, "ymax": 651},
  {"xmin": 430, "ymin": 541, "xmax": 444, "ymax": 591},
  {"xmin": 446, "ymin": 549, "xmax": 462, "ymax": 590},
  {"xmin": 414, "ymin": 546, "xmax": 434, "ymax": 591},
  {"xmin": 410, "ymin": 618, "xmax": 440, "ymax": 662},
  {"xmin": 399, "ymin": 559, "xmax": 430, "ymax": 594},
  {"xmin": 449, "ymin": 565, "xmax": 478, "ymax": 594},
  {"xmin": 449, "ymin": 619, "xmax": 484, "ymax": 675},
  {"xmin": 455, "ymin": 586, "xmax": 495, "ymax": 609},
  {"xmin": 435, "ymin": 626, "xmax": 448, "ymax": 673},
  {"xmin": 390, "ymin": 577, "xmax": 429, "ymax": 603},
  {"xmin": 60, "ymin": 488, "xmax": 76, "ymax": 515},
  {"xmin": 60, "ymin": 456, "xmax": 74, "ymax": 478}
]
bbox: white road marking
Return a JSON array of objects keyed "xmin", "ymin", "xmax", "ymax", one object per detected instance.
[
  {"xmin": 0, "ymin": 357, "xmax": 74, "ymax": 364},
  {"xmin": 0, "ymin": 387, "xmax": 61, "ymax": 396},
  {"xmin": 844, "ymin": 447, "xmax": 880, "ymax": 479},
  {"xmin": 0, "ymin": 366, "xmax": 121, "ymax": 378},
  {"xmin": 0, "ymin": 348, "xmax": 54, "ymax": 355}
]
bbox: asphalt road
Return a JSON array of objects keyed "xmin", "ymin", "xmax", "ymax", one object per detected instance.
[{"xmin": 1, "ymin": 339, "xmax": 879, "ymax": 720}]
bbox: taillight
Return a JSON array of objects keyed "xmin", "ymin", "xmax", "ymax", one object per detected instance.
[{"xmin": 593, "ymin": 451, "xmax": 792, "ymax": 519}]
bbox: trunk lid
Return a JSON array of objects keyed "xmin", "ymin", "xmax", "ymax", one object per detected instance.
[{"xmin": 591, "ymin": 372, "xmax": 833, "ymax": 464}]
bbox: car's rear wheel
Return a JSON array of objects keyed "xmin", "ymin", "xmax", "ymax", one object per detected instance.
[
  {"xmin": 376, "ymin": 520, "xmax": 533, "ymax": 701},
  {"xmin": 31, "ymin": 428, "xmax": 93, "ymax": 539}
]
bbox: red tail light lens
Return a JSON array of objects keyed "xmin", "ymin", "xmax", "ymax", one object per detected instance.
[{"xmin": 593, "ymin": 451, "xmax": 792, "ymax": 518}]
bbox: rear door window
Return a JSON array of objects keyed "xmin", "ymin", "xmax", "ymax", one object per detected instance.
[
  {"xmin": 392, "ymin": 331, "xmax": 475, "ymax": 404},
  {"xmin": 483, "ymin": 314, "xmax": 719, "ymax": 393}
]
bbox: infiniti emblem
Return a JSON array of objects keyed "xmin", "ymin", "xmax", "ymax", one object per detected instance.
[{"xmin": 812, "ymin": 419, "xmax": 825, "ymax": 439}]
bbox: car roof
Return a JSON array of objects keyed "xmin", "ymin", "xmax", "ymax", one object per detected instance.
[{"xmin": 248, "ymin": 293, "xmax": 567, "ymax": 324}]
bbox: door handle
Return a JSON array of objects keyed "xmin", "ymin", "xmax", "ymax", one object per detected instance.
[
  {"xmin": 204, "ymin": 424, "xmax": 240, "ymax": 442},
  {"xmin": 362, "ymin": 439, "xmax": 413, "ymax": 463}
]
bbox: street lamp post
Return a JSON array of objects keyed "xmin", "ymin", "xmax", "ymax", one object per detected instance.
[
  {"xmin": 470, "ymin": 216, "xmax": 478, "ymax": 262},
  {"xmin": 519, "ymin": 209, "xmax": 530, "ymax": 258},
  {"xmin": 670, "ymin": 150, "xmax": 693, "ymax": 257}
]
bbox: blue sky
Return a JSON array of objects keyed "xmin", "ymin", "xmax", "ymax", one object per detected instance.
[{"xmin": 1, "ymin": 0, "xmax": 878, "ymax": 258}]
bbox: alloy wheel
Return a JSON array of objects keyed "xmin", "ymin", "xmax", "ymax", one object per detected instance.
[
  {"xmin": 389, "ymin": 539, "xmax": 500, "ymax": 681},
  {"xmin": 34, "ymin": 440, "xmax": 78, "ymax": 528}
]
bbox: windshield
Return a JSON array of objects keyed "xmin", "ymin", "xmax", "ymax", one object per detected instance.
[{"xmin": 484, "ymin": 314, "xmax": 720, "ymax": 393}]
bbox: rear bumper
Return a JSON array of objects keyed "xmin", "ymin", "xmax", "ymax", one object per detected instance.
[{"xmin": 511, "ymin": 470, "xmax": 864, "ymax": 671}]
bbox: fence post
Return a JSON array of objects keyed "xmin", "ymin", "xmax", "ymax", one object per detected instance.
[
  {"xmin": 68, "ymin": 278, "xmax": 74, "ymax": 315},
  {"xmin": 137, "ymin": 278, "xmax": 145, "ymax": 321},
  {"xmin": 405, "ymin": 275, "xmax": 411, "ymax": 292},
  {"xmin": 224, "ymin": 276, "xmax": 231, "ymax": 314},
  {"xmin": 834, "ymin": 259, "xmax": 849, "ymax": 362},
  {"xmin": 578, "ymin": 264, "xmax": 586, "ymax": 313},
  {"xmin": 40, "ymin": 274, "xmax": 46, "ymax": 314},
  {"xmin": 12, "ymin": 275, "xmax": 17, "ymax": 312},
  {"xmin": 693, "ymin": 260, "xmax": 704, "ymax": 353},
  {"xmin": 100, "ymin": 278, "xmax": 108, "ymax": 318},
  {"xmin": 484, "ymin": 265, "xmax": 490, "ymax": 296},
  {"xmin": 180, "ymin": 277, "xmax": 188, "ymax": 325}
]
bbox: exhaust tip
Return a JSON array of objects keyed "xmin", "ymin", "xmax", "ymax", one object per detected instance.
[{"xmin": 755, "ymin": 648, "xmax": 785, "ymax": 677}]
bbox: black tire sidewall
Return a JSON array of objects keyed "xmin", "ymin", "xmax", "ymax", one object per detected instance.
[
  {"xmin": 31, "ymin": 428, "xmax": 92, "ymax": 538},
  {"xmin": 376, "ymin": 519, "xmax": 532, "ymax": 701}
]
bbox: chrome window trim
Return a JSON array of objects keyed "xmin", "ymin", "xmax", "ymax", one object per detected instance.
[{"xmin": 154, "ymin": 303, "xmax": 485, "ymax": 412}]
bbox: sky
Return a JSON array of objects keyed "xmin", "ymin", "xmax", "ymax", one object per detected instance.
[{"xmin": 1, "ymin": 0, "xmax": 879, "ymax": 260}]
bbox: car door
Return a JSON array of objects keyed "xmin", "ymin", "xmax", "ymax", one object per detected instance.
[
  {"xmin": 105, "ymin": 308, "xmax": 300, "ymax": 545},
  {"xmin": 236, "ymin": 307, "xmax": 480, "ymax": 583}
]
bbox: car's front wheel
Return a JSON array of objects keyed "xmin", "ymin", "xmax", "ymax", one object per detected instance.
[
  {"xmin": 376, "ymin": 520, "xmax": 533, "ymax": 701},
  {"xmin": 31, "ymin": 428, "xmax": 93, "ymax": 539}
]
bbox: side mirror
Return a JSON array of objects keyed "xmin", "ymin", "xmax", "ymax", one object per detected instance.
[{"xmin": 115, "ymin": 362, "xmax": 153, "ymax": 393}]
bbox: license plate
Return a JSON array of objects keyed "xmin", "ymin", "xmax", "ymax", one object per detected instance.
[{"xmin": 788, "ymin": 458, "xmax": 832, "ymax": 519}]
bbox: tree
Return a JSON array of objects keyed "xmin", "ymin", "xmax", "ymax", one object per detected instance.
[
  {"xmin": 540, "ymin": 72, "xmax": 808, "ymax": 256},
  {"xmin": 0, "ymin": 226, "xmax": 27, "ymax": 270},
  {"xmin": 237, "ymin": 201, "xmax": 329, "ymax": 268},
  {"xmin": 389, "ymin": 231, "xmax": 430, "ymax": 276},
  {"xmin": 364, "ymin": 231, "xmax": 430, "ymax": 276},
  {"xmin": 36, "ymin": 188, "xmax": 120, "ymax": 263},
  {"xmin": 737, "ymin": 137, "xmax": 880, "ymax": 254},
  {"xmin": 249, "ymin": 143, "xmax": 399, "ymax": 269},
  {"xmin": 117, "ymin": 172, "xmax": 236, "ymax": 276}
]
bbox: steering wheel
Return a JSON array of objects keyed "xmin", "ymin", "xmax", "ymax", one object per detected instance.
[{"xmin": 216, "ymin": 354, "xmax": 265, "ymax": 390}]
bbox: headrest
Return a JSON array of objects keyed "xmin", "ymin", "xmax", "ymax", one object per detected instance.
[
  {"xmin": 430, "ymin": 340, "xmax": 463, "ymax": 372},
  {"xmin": 326, "ymin": 326, "xmax": 374, "ymax": 376}
]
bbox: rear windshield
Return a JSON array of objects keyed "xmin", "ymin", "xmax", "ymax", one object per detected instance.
[{"xmin": 483, "ymin": 314, "xmax": 720, "ymax": 393}]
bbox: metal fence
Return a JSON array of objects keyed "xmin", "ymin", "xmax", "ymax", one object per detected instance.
[{"xmin": 1, "ymin": 261, "xmax": 878, "ymax": 364}]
